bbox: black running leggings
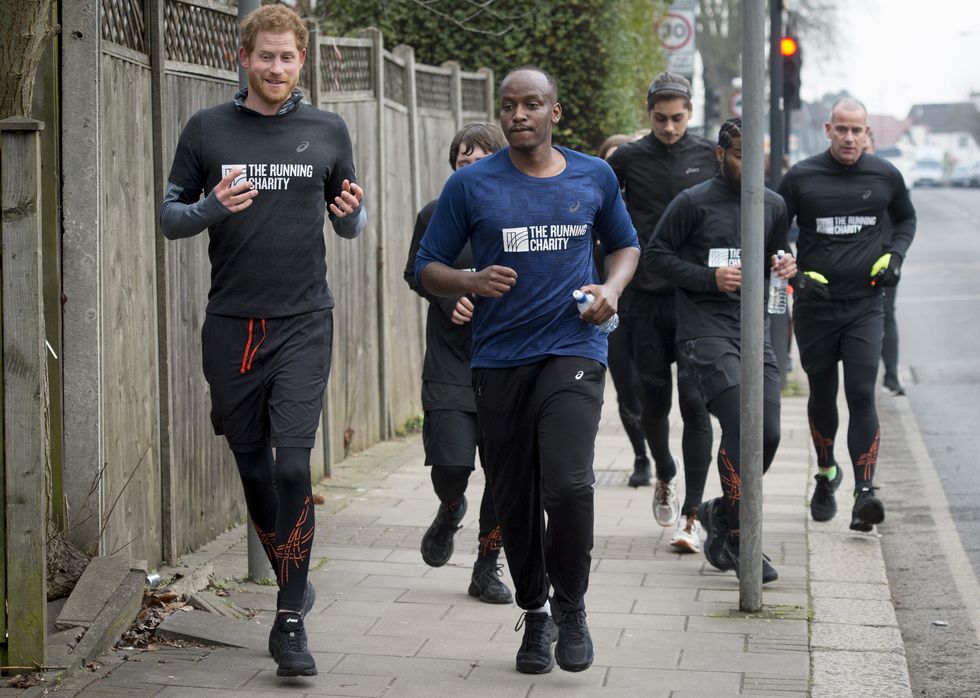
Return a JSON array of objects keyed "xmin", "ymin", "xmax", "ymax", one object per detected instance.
[
  {"xmin": 806, "ymin": 364, "xmax": 880, "ymax": 490},
  {"xmin": 708, "ymin": 387, "xmax": 781, "ymax": 532},
  {"xmin": 881, "ymin": 286, "xmax": 900, "ymax": 387},
  {"xmin": 233, "ymin": 444, "xmax": 314, "ymax": 612},
  {"xmin": 430, "ymin": 465, "xmax": 502, "ymax": 563}
]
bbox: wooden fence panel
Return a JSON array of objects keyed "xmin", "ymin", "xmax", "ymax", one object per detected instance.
[
  {"xmin": 321, "ymin": 99, "xmax": 383, "ymax": 466},
  {"xmin": 381, "ymin": 103, "xmax": 424, "ymax": 434},
  {"xmin": 416, "ymin": 111, "xmax": 456, "ymax": 205},
  {"xmin": 99, "ymin": 54, "xmax": 163, "ymax": 561},
  {"xmin": 160, "ymin": 71, "xmax": 245, "ymax": 556}
]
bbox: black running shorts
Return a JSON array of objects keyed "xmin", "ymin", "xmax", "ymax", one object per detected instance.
[
  {"xmin": 680, "ymin": 336, "xmax": 781, "ymax": 406},
  {"xmin": 422, "ymin": 409, "xmax": 479, "ymax": 468},
  {"xmin": 201, "ymin": 309, "xmax": 333, "ymax": 451},
  {"xmin": 793, "ymin": 295, "xmax": 883, "ymax": 374}
]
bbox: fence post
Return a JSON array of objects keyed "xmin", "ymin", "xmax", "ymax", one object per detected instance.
[
  {"xmin": 394, "ymin": 44, "xmax": 426, "ymax": 351},
  {"xmin": 1, "ymin": 116, "xmax": 50, "ymax": 672},
  {"xmin": 60, "ymin": 0, "xmax": 103, "ymax": 557},
  {"xmin": 363, "ymin": 28, "xmax": 392, "ymax": 439},
  {"xmin": 478, "ymin": 67, "xmax": 496, "ymax": 121},
  {"xmin": 308, "ymin": 25, "xmax": 321, "ymax": 107},
  {"xmin": 147, "ymin": 0, "xmax": 176, "ymax": 564},
  {"xmin": 443, "ymin": 61, "xmax": 463, "ymax": 131}
]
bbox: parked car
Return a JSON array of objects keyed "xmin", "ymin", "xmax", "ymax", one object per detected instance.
[
  {"xmin": 950, "ymin": 163, "xmax": 976, "ymax": 187},
  {"xmin": 910, "ymin": 159, "xmax": 944, "ymax": 188}
]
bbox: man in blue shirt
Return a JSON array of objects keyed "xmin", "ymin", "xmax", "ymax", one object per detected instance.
[{"xmin": 415, "ymin": 66, "xmax": 639, "ymax": 675}]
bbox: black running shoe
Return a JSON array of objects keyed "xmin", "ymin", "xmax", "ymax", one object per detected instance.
[
  {"xmin": 555, "ymin": 609, "xmax": 594, "ymax": 672},
  {"xmin": 420, "ymin": 495, "xmax": 467, "ymax": 567},
  {"xmin": 849, "ymin": 487, "xmax": 885, "ymax": 532},
  {"xmin": 810, "ymin": 465, "xmax": 843, "ymax": 522},
  {"xmin": 269, "ymin": 580, "xmax": 317, "ymax": 656},
  {"xmin": 698, "ymin": 497, "xmax": 731, "ymax": 571},
  {"xmin": 468, "ymin": 561, "xmax": 513, "ymax": 604},
  {"xmin": 514, "ymin": 611, "xmax": 558, "ymax": 674},
  {"xmin": 270, "ymin": 613, "xmax": 317, "ymax": 677},
  {"xmin": 883, "ymin": 379, "xmax": 906, "ymax": 397},
  {"xmin": 718, "ymin": 538, "xmax": 779, "ymax": 584},
  {"xmin": 628, "ymin": 455, "xmax": 652, "ymax": 488}
]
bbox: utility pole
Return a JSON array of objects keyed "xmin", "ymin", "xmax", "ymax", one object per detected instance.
[
  {"xmin": 769, "ymin": 0, "xmax": 784, "ymax": 189},
  {"xmin": 739, "ymin": 0, "xmax": 766, "ymax": 613}
]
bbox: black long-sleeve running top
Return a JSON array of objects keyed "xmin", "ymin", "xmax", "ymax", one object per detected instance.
[
  {"xmin": 403, "ymin": 200, "xmax": 475, "ymax": 397},
  {"xmin": 606, "ymin": 132, "xmax": 718, "ymax": 294},
  {"xmin": 778, "ymin": 150, "xmax": 915, "ymax": 299},
  {"xmin": 646, "ymin": 175, "xmax": 789, "ymax": 341}
]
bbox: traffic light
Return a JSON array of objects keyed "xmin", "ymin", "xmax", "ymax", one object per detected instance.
[
  {"xmin": 781, "ymin": 35, "xmax": 802, "ymax": 109},
  {"xmin": 704, "ymin": 86, "xmax": 721, "ymax": 124}
]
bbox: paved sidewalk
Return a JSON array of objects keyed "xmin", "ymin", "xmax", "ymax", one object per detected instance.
[{"xmin": 41, "ymin": 375, "xmax": 911, "ymax": 697}]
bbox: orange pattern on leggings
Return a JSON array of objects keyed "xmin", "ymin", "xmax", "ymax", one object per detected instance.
[
  {"xmin": 276, "ymin": 496, "xmax": 315, "ymax": 585},
  {"xmin": 253, "ymin": 523, "xmax": 278, "ymax": 564},
  {"xmin": 479, "ymin": 526, "xmax": 503, "ymax": 558},
  {"xmin": 719, "ymin": 448, "xmax": 741, "ymax": 506},
  {"xmin": 856, "ymin": 429, "xmax": 880, "ymax": 483},
  {"xmin": 809, "ymin": 420, "xmax": 834, "ymax": 466}
]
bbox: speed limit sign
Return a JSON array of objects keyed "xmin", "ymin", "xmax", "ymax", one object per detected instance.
[{"xmin": 658, "ymin": 11, "xmax": 694, "ymax": 51}]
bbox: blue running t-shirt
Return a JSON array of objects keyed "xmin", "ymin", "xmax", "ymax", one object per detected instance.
[{"xmin": 415, "ymin": 147, "xmax": 638, "ymax": 369}]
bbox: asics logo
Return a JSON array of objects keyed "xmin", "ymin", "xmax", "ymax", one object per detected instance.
[
  {"xmin": 575, "ymin": 370, "xmax": 584, "ymax": 380},
  {"xmin": 685, "ymin": 167, "xmax": 700, "ymax": 175},
  {"xmin": 862, "ymin": 189, "xmax": 871, "ymax": 199},
  {"xmin": 569, "ymin": 200, "xmax": 581, "ymax": 212},
  {"xmin": 297, "ymin": 141, "xmax": 310, "ymax": 152}
]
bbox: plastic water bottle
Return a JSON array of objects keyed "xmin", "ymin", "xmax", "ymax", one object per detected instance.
[
  {"xmin": 767, "ymin": 249, "xmax": 788, "ymax": 314},
  {"xmin": 572, "ymin": 289, "xmax": 619, "ymax": 333}
]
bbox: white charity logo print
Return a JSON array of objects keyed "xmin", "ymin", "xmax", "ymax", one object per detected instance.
[{"xmin": 502, "ymin": 227, "xmax": 530, "ymax": 252}]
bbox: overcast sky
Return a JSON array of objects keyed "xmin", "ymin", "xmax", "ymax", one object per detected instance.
[{"xmin": 800, "ymin": 0, "xmax": 980, "ymax": 118}]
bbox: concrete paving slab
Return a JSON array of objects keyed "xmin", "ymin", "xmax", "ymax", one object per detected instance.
[
  {"xmin": 328, "ymin": 653, "xmax": 476, "ymax": 678},
  {"xmin": 382, "ymin": 676, "xmax": 526, "ymax": 698},
  {"xmin": 603, "ymin": 666, "xmax": 741, "ymax": 694},
  {"xmin": 304, "ymin": 632, "xmax": 423, "ymax": 657},
  {"xmin": 57, "ymin": 557, "xmax": 147, "ymax": 629},
  {"xmin": 810, "ymin": 622, "xmax": 905, "ymax": 652},
  {"xmin": 325, "ymin": 599, "xmax": 452, "ymax": 620},
  {"xmin": 812, "ymin": 597, "xmax": 899, "ymax": 627},
  {"xmin": 155, "ymin": 610, "xmax": 266, "ymax": 648},
  {"xmin": 811, "ymin": 650, "xmax": 912, "ymax": 697}
]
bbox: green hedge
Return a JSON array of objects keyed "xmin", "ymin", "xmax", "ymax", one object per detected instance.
[{"xmin": 317, "ymin": 1, "xmax": 668, "ymax": 153}]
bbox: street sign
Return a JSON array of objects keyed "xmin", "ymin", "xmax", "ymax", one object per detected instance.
[
  {"xmin": 657, "ymin": 7, "xmax": 696, "ymax": 78},
  {"xmin": 668, "ymin": 52, "xmax": 695, "ymax": 75},
  {"xmin": 658, "ymin": 10, "xmax": 694, "ymax": 51},
  {"xmin": 729, "ymin": 90, "xmax": 742, "ymax": 117}
]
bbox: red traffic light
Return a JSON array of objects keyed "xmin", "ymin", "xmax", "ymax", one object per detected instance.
[{"xmin": 780, "ymin": 36, "xmax": 799, "ymax": 57}]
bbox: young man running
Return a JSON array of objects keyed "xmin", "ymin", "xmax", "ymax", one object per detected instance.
[
  {"xmin": 159, "ymin": 5, "xmax": 365, "ymax": 677},
  {"xmin": 778, "ymin": 97, "xmax": 916, "ymax": 530},
  {"xmin": 402, "ymin": 122, "xmax": 512, "ymax": 605},
  {"xmin": 416, "ymin": 66, "xmax": 638, "ymax": 674},
  {"xmin": 606, "ymin": 72, "xmax": 717, "ymax": 551},
  {"xmin": 647, "ymin": 118, "xmax": 796, "ymax": 583}
]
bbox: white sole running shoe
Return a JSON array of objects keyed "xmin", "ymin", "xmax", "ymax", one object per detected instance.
[{"xmin": 669, "ymin": 514, "xmax": 703, "ymax": 553}]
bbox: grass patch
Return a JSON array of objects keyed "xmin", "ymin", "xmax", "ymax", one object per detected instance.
[
  {"xmin": 309, "ymin": 556, "xmax": 329, "ymax": 572},
  {"xmin": 714, "ymin": 604, "xmax": 807, "ymax": 620},
  {"xmin": 395, "ymin": 414, "xmax": 424, "ymax": 437}
]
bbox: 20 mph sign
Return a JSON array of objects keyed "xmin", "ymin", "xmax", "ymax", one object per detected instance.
[{"xmin": 658, "ymin": 9, "xmax": 695, "ymax": 77}]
